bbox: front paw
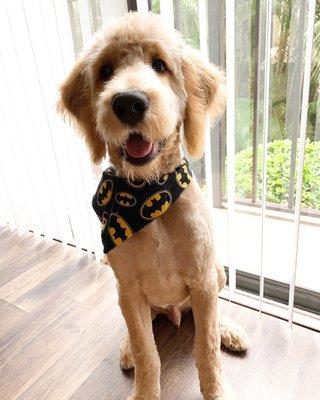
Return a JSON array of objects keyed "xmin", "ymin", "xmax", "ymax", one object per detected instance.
[
  {"xmin": 220, "ymin": 316, "xmax": 250, "ymax": 352},
  {"xmin": 213, "ymin": 386, "xmax": 235, "ymax": 399},
  {"xmin": 202, "ymin": 380, "xmax": 235, "ymax": 400},
  {"xmin": 127, "ymin": 387, "xmax": 160, "ymax": 400},
  {"xmin": 119, "ymin": 337, "xmax": 135, "ymax": 370}
]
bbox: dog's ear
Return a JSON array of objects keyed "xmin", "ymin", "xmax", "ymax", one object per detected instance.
[
  {"xmin": 182, "ymin": 46, "xmax": 225, "ymax": 158},
  {"xmin": 58, "ymin": 57, "xmax": 106, "ymax": 164}
]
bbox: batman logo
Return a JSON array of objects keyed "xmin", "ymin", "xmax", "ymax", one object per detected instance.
[
  {"xmin": 100, "ymin": 211, "xmax": 109, "ymax": 230},
  {"xmin": 115, "ymin": 192, "xmax": 137, "ymax": 207},
  {"xmin": 157, "ymin": 174, "xmax": 169, "ymax": 185},
  {"xmin": 126, "ymin": 178, "xmax": 146, "ymax": 189},
  {"xmin": 140, "ymin": 190, "xmax": 172, "ymax": 220},
  {"xmin": 108, "ymin": 213, "xmax": 133, "ymax": 247},
  {"xmin": 175, "ymin": 165, "xmax": 192, "ymax": 189},
  {"xmin": 97, "ymin": 180, "xmax": 113, "ymax": 206}
]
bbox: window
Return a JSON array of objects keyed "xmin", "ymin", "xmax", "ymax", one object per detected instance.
[{"xmin": 152, "ymin": 0, "xmax": 320, "ymax": 326}]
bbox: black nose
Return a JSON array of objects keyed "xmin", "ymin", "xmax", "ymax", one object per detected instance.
[{"xmin": 111, "ymin": 90, "xmax": 149, "ymax": 125}]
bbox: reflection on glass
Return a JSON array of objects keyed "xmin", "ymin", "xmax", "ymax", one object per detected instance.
[
  {"xmin": 150, "ymin": 1, "xmax": 320, "ymax": 297},
  {"xmin": 233, "ymin": 0, "xmax": 320, "ymax": 214}
]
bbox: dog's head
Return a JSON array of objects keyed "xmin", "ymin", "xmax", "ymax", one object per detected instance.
[{"xmin": 58, "ymin": 12, "xmax": 225, "ymax": 180}]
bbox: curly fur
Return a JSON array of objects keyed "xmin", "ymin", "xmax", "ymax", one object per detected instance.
[{"xmin": 58, "ymin": 12, "xmax": 248, "ymax": 400}]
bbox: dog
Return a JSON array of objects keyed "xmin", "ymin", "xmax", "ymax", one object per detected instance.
[{"xmin": 59, "ymin": 12, "xmax": 249, "ymax": 400}]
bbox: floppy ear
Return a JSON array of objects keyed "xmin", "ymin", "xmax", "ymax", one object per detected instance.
[
  {"xmin": 182, "ymin": 46, "xmax": 226, "ymax": 158},
  {"xmin": 58, "ymin": 57, "xmax": 106, "ymax": 164}
]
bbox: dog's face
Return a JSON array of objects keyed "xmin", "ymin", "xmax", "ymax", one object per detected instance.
[{"xmin": 59, "ymin": 13, "xmax": 225, "ymax": 180}]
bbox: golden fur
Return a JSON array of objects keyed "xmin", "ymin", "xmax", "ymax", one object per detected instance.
[{"xmin": 59, "ymin": 12, "xmax": 249, "ymax": 400}]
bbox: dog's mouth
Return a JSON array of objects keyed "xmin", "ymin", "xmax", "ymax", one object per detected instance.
[{"xmin": 120, "ymin": 132, "xmax": 163, "ymax": 166}]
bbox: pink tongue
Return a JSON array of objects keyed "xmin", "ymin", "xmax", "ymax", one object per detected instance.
[{"xmin": 125, "ymin": 134, "xmax": 153, "ymax": 158}]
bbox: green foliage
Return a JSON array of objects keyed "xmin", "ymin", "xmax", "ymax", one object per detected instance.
[
  {"xmin": 235, "ymin": 1, "xmax": 320, "ymax": 149},
  {"xmin": 150, "ymin": 0, "xmax": 320, "ymax": 212},
  {"xmin": 234, "ymin": 139, "xmax": 320, "ymax": 210},
  {"xmin": 235, "ymin": 97, "xmax": 288, "ymax": 152},
  {"xmin": 151, "ymin": 0, "xmax": 199, "ymax": 48},
  {"xmin": 311, "ymin": 4, "xmax": 320, "ymax": 87},
  {"xmin": 176, "ymin": 0, "xmax": 200, "ymax": 49},
  {"xmin": 235, "ymin": 98, "xmax": 254, "ymax": 151},
  {"xmin": 151, "ymin": 0, "xmax": 160, "ymax": 13}
]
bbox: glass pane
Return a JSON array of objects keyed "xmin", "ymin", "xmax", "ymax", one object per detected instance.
[
  {"xmin": 67, "ymin": 0, "xmax": 83, "ymax": 56},
  {"xmin": 296, "ymin": 1, "xmax": 320, "ymax": 298},
  {"xmin": 152, "ymin": 1, "xmax": 207, "ymax": 187},
  {"xmin": 230, "ymin": 0, "xmax": 320, "ymax": 300},
  {"xmin": 154, "ymin": 0, "xmax": 320, "ymax": 304},
  {"xmin": 173, "ymin": 0, "xmax": 200, "ymax": 49},
  {"xmin": 68, "ymin": 0, "xmax": 103, "ymax": 58}
]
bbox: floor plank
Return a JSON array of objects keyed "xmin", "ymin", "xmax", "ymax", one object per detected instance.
[
  {"xmin": 0, "ymin": 240, "xmax": 60, "ymax": 288},
  {"xmin": 0, "ymin": 228, "xmax": 319, "ymax": 400},
  {"xmin": 0, "ymin": 300, "xmax": 27, "ymax": 339},
  {"xmin": 0, "ymin": 245, "xmax": 79, "ymax": 307}
]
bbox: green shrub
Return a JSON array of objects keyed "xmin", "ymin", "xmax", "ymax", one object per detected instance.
[{"xmin": 234, "ymin": 139, "xmax": 320, "ymax": 210}]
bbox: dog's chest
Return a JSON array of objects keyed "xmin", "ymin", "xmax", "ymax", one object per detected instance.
[
  {"xmin": 110, "ymin": 221, "xmax": 192, "ymax": 306},
  {"xmin": 108, "ymin": 180, "xmax": 215, "ymax": 306}
]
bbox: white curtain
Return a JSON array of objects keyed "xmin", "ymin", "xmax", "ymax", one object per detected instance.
[{"xmin": 0, "ymin": 0, "xmax": 128, "ymax": 259}]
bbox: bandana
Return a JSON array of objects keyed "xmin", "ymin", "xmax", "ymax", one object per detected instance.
[{"xmin": 92, "ymin": 159, "xmax": 192, "ymax": 254}]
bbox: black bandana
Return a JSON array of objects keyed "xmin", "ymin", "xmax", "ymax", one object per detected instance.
[{"xmin": 92, "ymin": 159, "xmax": 192, "ymax": 254}]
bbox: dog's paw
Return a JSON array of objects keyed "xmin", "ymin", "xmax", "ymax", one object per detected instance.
[
  {"xmin": 119, "ymin": 336, "xmax": 135, "ymax": 370},
  {"xmin": 120, "ymin": 350, "xmax": 135, "ymax": 370},
  {"xmin": 202, "ymin": 371, "xmax": 235, "ymax": 400},
  {"xmin": 203, "ymin": 387, "xmax": 235, "ymax": 400},
  {"xmin": 219, "ymin": 315, "xmax": 250, "ymax": 352}
]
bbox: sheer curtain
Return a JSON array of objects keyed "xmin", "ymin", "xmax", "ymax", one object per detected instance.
[
  {"xmin": 151, "ymin": 0, "xmax": 320, "ymax": 330},
  {"xmin": 0, "ymin": 0, "xmax": 129, "ymax": 260}
]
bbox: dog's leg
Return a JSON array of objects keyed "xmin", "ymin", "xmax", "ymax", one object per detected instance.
[
  {"xmin": 190, "ymin": 281, "xmax": 226, "ymax": 400},
  {"xmin": 118, "ymin": 287, "xmax": 160, "ymax": 400},
  {"xmin": 215, "ymin": 259, "xmax": 250, "ymax": 352},
  {"xmin": 119, "ymin": 309, "xmax": 159, "ymax": 370},
  {"xmin": 219, "ymin": 314, "xmax": 250, "ymax": 352}
]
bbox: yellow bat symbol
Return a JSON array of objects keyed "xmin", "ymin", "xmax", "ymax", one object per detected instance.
[
  {"xmin": 140, "ymin": 191, "xmax": 172, "ymax": 220},
  {"xmin": 108, "ymin": 213, "xmax": 133, "ymax": 247},
  {"xmin": 157, "ymin": 174, "xmax": 169, "ymax": 185},
  {"xmin": 97, "ymin": 180, "xmax": 113, "ymax": 206},
  {"xmin": 175, "ymin": 165, "xmax": 191, "ymax": 189},
  {"xmin": 115, "ymin": 192, "xmax": 137, "ymax": 207}
]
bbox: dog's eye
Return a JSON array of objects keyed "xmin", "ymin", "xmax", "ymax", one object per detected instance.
[
  {"xmin": 152, "ymin": 59, "xmax": 167, "ymax": 73},
  {"xmin": 100, "ymin": 64, "xmax": 113, "ymax": 81}
]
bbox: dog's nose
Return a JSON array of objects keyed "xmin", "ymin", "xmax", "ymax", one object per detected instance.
[{"xmin": 111, "ymin": 90, "xmax": 149, "ymax": 125}]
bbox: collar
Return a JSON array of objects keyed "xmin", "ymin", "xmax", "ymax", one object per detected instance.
[{"xmin": 92, "ymin": 158, "xmax": 193, "ymax": 254}]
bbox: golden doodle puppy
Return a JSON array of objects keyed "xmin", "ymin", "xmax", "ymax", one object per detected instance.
[{"xmin": 59, "ymin": 12, "xmax": 249, "ymax": 400}]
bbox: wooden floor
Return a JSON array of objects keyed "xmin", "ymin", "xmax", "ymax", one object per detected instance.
[{"xmin": 0, "ymin": 226, "xmax": 319, "ymax": 400}]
